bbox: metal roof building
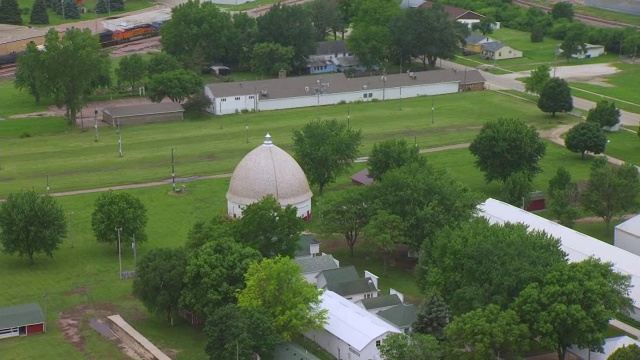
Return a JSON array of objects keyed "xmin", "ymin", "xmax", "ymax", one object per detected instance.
[
  {"xmin": 0, "ymin": 303, "xmax": 46, "ymax": 339},
  {"xmin": 102, "ymin": 103, "xmax": 184, "ymax": 126}
]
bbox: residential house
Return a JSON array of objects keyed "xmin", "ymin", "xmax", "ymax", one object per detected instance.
[
  {"xmin": 377, "ymin": 304, "xmax": 418, "ymax": 334},
  {"xmin": 358, "ymin": 294, "xmax": 403, "ymax": 314},
  {"xmin": 400, "ymin": 0, "xmax": 425, "ymax": 8},
  {"xmin": 419, "ymin": 0, "xmax": 485, "ymax": 29},
  {"xmin": 316, "ymin": 266, "xmax": 379, "ymax": 301},
  {"xmin": 570, "ymin": 336, "xmax": 640, "ymax": 360},
  {"xmin": 305, "ymin": 291, "xmax": 402, "ymax": 360},
  {"xmin": 351, "ymin": 168, "xmax": 374, "ymax": 186},
  {"xmin": 204, "ymin": 69, "xmax": 486, "ymax": 115},
  {"xmin": 482, "ymin": 41, "xmax": 523, "ymax": 60},
  {"xmin": 295, "ymin": 254, "xmax": 339, "ymax": 284},
  {"xmin": 296, "ymin": 233, "xmax": 320, "ymax": 259},
  {"xmin": 558, "ymin": 43, "xmax": 606, "ymax": 59},
  {"xmin": 615, "ymin": 214, "xmax": 640, "ymax": 256},
  {"xmin": 479, "ymin": 198, "xmax": 640, "ymax": 321},
  {"xmin": 465, "ymin": 34, "xmax": 496, "ymax": 54},
  {"xmin": 307, "ymin": 41, "xmax": 350, "ymax": 74},
  {"xmin": 0, "ymin": 303, "xmax": 46, "ymax": 339}
]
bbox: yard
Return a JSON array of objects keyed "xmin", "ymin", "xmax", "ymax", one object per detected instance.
[
  {"xmin": 0, "ymin": 87, "xmax": 575, "ymax": 197},
  {"xmin": 599, "ymin": 129, "xmax": 640, "ymax": 166},
  {"xmin": 17, "ymin": 0, "xmax": 155, "ymax": 26},
  {"xmin": 569, "ymin": 63, "xmax": 640, "ymax": 113}
]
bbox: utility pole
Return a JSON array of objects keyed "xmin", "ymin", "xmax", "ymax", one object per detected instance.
[
  {"xmin": 42, "ymin": 293, "xmax": 47, "ymax": 332},
  {"xmin": 245, "ymin": 124, "xmax": 249, "ymax": 143},
  {"xmin": 132, "ymin": 234, "xmax": 137, "ymax": 269},
  {"xmin": 69, "ymin": 211, "xmax": 74, "ymax": 248},
  {"xmin": 399, "ymin": 85, "xmax": 402, "ymax": 111},
  {"xmin": 117, "ymin": 122, "xmax": 123, "ymax": 157},
  {"xmin": 347, "ymin": 105, "xmax": 350, "ymax": 128},
  {"xmin": 116, "ymin": 228, "xmax": 123, "ymax": 279},
  {"xmin": 171, "ymin": 148, "xmax": 176, "ymax": 192},
  {"xmin": 94, "ymin": 109, "xmax": 99, "ymax": 142},
  {"xmin": 431, "ymin": 97, "xmax": 435, "ymax": 124},
  {"xmin": 46, "ymin": 174, "xmax": 50, "ymax": 194},
  {"xmin": 61, "ymin": 0, "xmax": 65, "ymax": 20}
]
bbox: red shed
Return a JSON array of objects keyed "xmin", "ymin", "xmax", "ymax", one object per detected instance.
[
  {"xmin": 0, "ymin": 303, "xmax": 46, "ymax": 340},
  {"xmin": 525, "ymin": 191, "xmax": 546, "ymax": 211}
]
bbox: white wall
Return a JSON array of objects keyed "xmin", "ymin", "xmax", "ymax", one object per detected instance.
[
  {"xmin": 227, "ymin": 198, "xmax": 311, "ymax": 219},
  {"xmin": 305, "ymin": 329, "xmax": 391, "ymax": 360},
  {"xmin": 345, "ymin": 291, "xmax": 378, "ymax": 302},
  {"xmin": 615, "ymin": 229, "xmax": 640, "ymax": 257}
]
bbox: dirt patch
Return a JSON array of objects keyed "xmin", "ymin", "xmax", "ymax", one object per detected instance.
[
  {"xmin": 62, "ymin": 286, "xmax": 91, "ymax": 296},
  {"xmin": 202, "ymin": 154, "xmax": 219, "ymax": 161},
  {"xmin": 9, "ymin": 111, "xmax": 60, "ymax": 119}
]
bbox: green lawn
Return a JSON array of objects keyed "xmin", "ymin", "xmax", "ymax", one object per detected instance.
[
  {"xmin": 518, "ymin": 0, "xmax": 640, "ymax": 27},
  {"xmin": 17, "ymin": 0, "xmax": 155, "ymax": 27},
  {"xmin": 600, "ymin": 129, "xmax": 640, "ymax": 165},
  {"xmin": 0, "ymin": 88, "xmax": 575, "ymax": 197},
  {"xmin": 569, "ymin": 63, "xmax": 640, "ymax": 113},
  {"xmin": 217, "ymin": 0, "xmax": 281, "ymax": 12}
]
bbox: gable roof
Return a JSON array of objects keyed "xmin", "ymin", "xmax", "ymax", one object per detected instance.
[
  {"xmin": 478, "ymin": 198, "xmax": 640, "ymax": 309},
  {"xmin": 482, "ymin": 41, "xmax": 507, "ymax": 52},
  {"xmin": 419, "ymin": 1, "xmax": 484, "ymax": 20},
  {"xmin": 0, "ymin": 303, "xmax": 45, "ymax": 329},
  {"xmin": 351, "ymin": 168, "xmax": 374, "ymax": 185},
  {"xmin": 571, "ymin": 336, "xmax": 640, "ymax": 360},
  {"xmin": 327, "ymin": 278, "xmax": 377, "ymax": 296},
  {"xmin": 466, "ymin": 34, "xmax": 494, "ymax": 44},
  {"xmin": 295, "ymin": 254, "xmax": 338, "ymax": 274},
  {"xmin": 400, "ymin": 0, "xmax": 426, "ymax": 9},
  {"xmin": 377, "ymin": 304, "xmax": 418, "ymax": 329},
  {"xmin": 103, "ymin": 103, "xmax": 184, "ymax": 118},
  {"xmin": 319, "ymin": 291, "xmax": 401, "ymax": 351},
  {"xmin": 616, "ymin": 214, "xmax": 640, "ymax": 236},
  {"xmin": 319, "ymin": 265, "xmax": 360, "ymax": 284},
  {"xmin": 360, "ymin": 294, "xmax": 402, "ymax": 310},
  {"xmin": 296, "ymin": 233, "xmax": 320, "ymax": 258},
  {"xmin": 315, "ymin": 41, "xmax": 348, "ymax": 56}
]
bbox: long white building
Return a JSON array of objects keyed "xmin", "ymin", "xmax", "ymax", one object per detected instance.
[{"xmin": 204, "ymin": 69, "xmax": 485, "ymax": 115}]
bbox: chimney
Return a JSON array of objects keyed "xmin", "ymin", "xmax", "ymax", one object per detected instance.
[
  {"xmin": 278, "ymin": 69, "xmax": 287, "ymax": 78},
  {"xmin": 364, "ymin": 270, "xmax": 379, "ymax": 289},
  {"xmin": 390, "ymin": 288, "xmax": 404, "ymax": 303}
]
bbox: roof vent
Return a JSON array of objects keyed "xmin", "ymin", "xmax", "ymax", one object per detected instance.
[
  {"xmin": 362, "ymin": 85, "xmax": 367, "ymax": 90},
  {"xmin": 260, "ymin": 90, "xmax": 268, "ymax": 97},
  {"xmin": 263, "ymin": 133, "xmax": 273, "ymax": 146},
  {"xmin": 305, "ymin": 86, "xmax": 309, "ymax": 92}
]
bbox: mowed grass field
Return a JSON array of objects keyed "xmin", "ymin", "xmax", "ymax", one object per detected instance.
[
  {"xmin": 600, "ymin": 129, "xmax": 640, "ymax": 165},
  {"xmin": 16, "ymin": 0, "xmax": 155, "ymax": 26},
  {"xmin": 569, "ymin": 63, "xmax": 640, "ymax": 113},
  {"xmin": 0, "ymin": 89, "xmax": 576, "ymax": 197}
]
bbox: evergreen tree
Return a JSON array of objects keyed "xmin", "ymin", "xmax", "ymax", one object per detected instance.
[
  {"xmin": 110, "ymin": 0, "xmax": 124, "ymax": 12},
  {"xmin": 30, "ymin": 0, "xmax": 49, "ymax": 25},
  {"xmin": 95, "ymin": 0, "xmax": 108, "ymax": 14},
  {"xmin": 413, "ymin": 292, "xmax": 450, "ymax": 340},
  {"xmin": 62, "ymin": 0, "xmax": 80, "ymax": 19},
  {"xmin": 0, "ymin": 0, "xmax": 24, "ymax": 25}
]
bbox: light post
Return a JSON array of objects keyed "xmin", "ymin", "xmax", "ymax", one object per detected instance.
[
  {"xmin": 69, "ymin": 211, "xmax": 74, "ymax": 248},
  {"xmin": 381, "ymin": 71, "xmax": 387, "ymax": 100},
  {"xmin": 94, "ymin": 109, "xmax": 99, "ymax": 142},
  {"xmin": 42, "ymin": 293, "xmax": 47, "ymax": 332},
  {"xmin": 61, "ymin": 0, "xmax": 65, "ymax": 20},
  {"xmin": 245, "ymin": 124, "xmax": 249, "ymax": 143},
  {"xmin": 171, "ymin": 148, "xmax": 176, "ymax": 192},
  {"xmin": 347, "ymin": 105, "xmax": 350, "ymax": 128},
  {"xmin": 116, "ymin": 227, "xmax": 123, "ymax": 279},
  {"xmin": 46, "ymin": 174, "xmax": 50, "ymax": 194},
  {"xmin": 431, "ymin": 98, "xmax": 435, "ymax": 124},
  {"xmin": 117, "ymin": 122, "xmax": 122, "ymax": 157},
  {"xmin": 132, "ymin": 234, "xmax": 137, "ymax": 269}
]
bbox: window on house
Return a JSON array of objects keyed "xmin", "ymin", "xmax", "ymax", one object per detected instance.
[
  {"xmin": 368, "ymin": 92, "xmax": 373, "ymax": 97},
  {"xmin": 363, "ymin": 94, "xmax": 368, "ymax": 99},
  {"xmin": 235, "ymin": 97, "xmax": 240, "ymax": 100},
  {"xmin": 499, "ymin": 52, "xmax": 502, "ymax": 57},
  {"xmin": 248, "ymin": 95, "xmax": 254, "ymax": 99},
  {"xmin": 221, "ymin": 98, "xmax": 226, "ymax": 102},
  {"xmin": 376, "ymin": 340, "xmax": 381, "ymax": 348}
]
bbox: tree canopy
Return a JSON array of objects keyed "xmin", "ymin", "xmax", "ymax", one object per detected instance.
[
  {"xmin": 14, "ymin": 42, "xmax": 48, "ymax": 104},
  {"xmin": 0, "ymin": 190, "xmax": 67, "ymax": 265},
  {"xmin": 0, "ymin": 0, "xmax": 23, "ymax": 25},
  {"xmin": 523, "ymin": 64, "xmax": 551, "ymax": 94},
  {"xmin": 368, "ymin": 138, "xmax": 423, "ymax": 181},
  {"xmin": 587, "ymin": 99, "xmax": 621, "ymax": 129},
  {"xmin": 547, "ymin": 166, "xmax": 579, "ymax": 228},
  {"xmin": 419, "ymin": 218, "xmax": 566, "ymax": 315},
  {"xmin": 473, "ymin": 16, "xmax": 495, "ymax": 35},
  {"xmin": 185, "ymin": 214, "xmax": 234, "ymax": 251},
  {"xmin": 91, "ymin": 191, "xmax": 148, "ymax": 246},
  {"xmin": 565, "ymin": 121, "xmax": 608, "ymax": 159},
  {"xmin": 132, "ymin": 247, "xmax": 187, "ymax": 325},
  {"xmin": 292, "ymin": 119, "xmax": 362, "ymax": 194},
  {"xmin": 237, "ymin": 256, "xmax": 327, "ymax": 341},
  {"xmin": 379, "ymin": 333, "xmax": 441, "ymax": 360},
  {"xmin": 502, "ymin": 171, "xmax": 533, "ymax": 206},
  {"xmin": 469, "ymin": 117, "xmax": 547, "ymax": 183},
  {"xmin": 538, "ymin": 77, "xmax": 573, "ymax": 116},
  {"xmin": 608, "ymin": 344, "xmax": 640, "ymax": 360},
  {"xmin": 117, "ymin": 54, "xmax": 146, "ymax": 90},
  {"xmin": 551, "ymin": 1, "xmax": 574, "ymax": 21},
  {"xmin": 320, "ymin": 185, "xmax": 372, "ymax": 256},
  {"xmin": 515, "ymin": 258, "xmax": 633, "ymax": 360},
  {"xmin": 362, "ymin": 210, "xmax": 405, "ymax": 275},
  {"xmin": 413, "ymin": 292, "xmax": 450, "ymax": 340},
  {"xmin": 147, "ymin": 69, "xmax": 203, "ymax": 103},
  {"xmin": 30, "ymin": 0, "xmax": 49, "ymax": 25},
  {"xmin": 250, "ymin": 42, "xmax": 294, "ymax": 76},
  {"xmin": 348, "ymin": 0, "xmax": 400, "ymax": 68},
  {"xmin": 146, "ymin": 52, "xmax": 182, "ymax": 77}
]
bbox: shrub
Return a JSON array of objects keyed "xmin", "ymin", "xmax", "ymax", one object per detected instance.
[{"xmin": 183, "ymin": 93, "xmax": 212, "ymax": 119}]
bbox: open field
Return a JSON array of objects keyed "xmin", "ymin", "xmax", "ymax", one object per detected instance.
[
  {"xmin": 519, "ymin": 0, "xmax": 640, "ymax": 27},
  {"xmin": 17, "ymin": 0, "xmax": 155, "ymax": 26},
  {"xmin": 600, "ymin": 129, "xmax": 640, "ymax": 165},
  {"xmin": 569, "ymin": 63, "xmax": 640, "ymax": 113},
  {"xmin": 0, "ymin": 89, "xmax": 577, "ymax": 197}
]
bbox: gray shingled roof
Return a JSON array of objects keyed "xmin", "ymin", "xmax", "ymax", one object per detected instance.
[
  {"xmin": 360, "ymin": 294, "xmax": 402, "ymax": 310},
  {"xmin": 296, "ymin": 233, "xmax": 320, "ymax": 258},
  {"xmin": 205, "ymin": 69, "xmax": 485, "ymax": 100},
  {"xmin": 377, "ymin": 304, "xmax": 418, "ymax": 329},
  {"xmin": 103, "ymin": 103, "xmax": 184, "ymax": 118},
  {"xmin": 315, "ymin": 41, "xmax": 348, "ymax": 56},
  {"xmin": 327, "ymin": 278, "xmax": 377, "ymax": 296},
  {"xmin": 351, "ymin": 168, "xmax": 374, "ymax": 185},
  {"xmin": 295, "ymin": 254, "xmax": 338, "ymax": 274},
  {"xmin": 0, "ymin": 303, "xmax": 45, "ymax": 329},
  {"xmin": 466, "ymin": 34, "xmax": 491, "ymax": 44},
  {"xmin": 482, "ymin": 41, "xmax": 507, "ymax": 53},
  {"xmin": 320, "ymin": 265, "xmax": 360, "ymax": 285}
]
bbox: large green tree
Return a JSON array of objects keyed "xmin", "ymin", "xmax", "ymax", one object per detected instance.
[
  {"xmin": 116, "ymin": 54, "xmax": 146, "ymax": 91},
  {"xmin": 233, "ymin": 195, "xmax": 303, "ymax": 258},
  {"xmin": 308, "ymin": 0, "xmax": 342, "ymax": 41},
  {"xmin": 445, "ymin": 304, "xmax": 530, "ymax": 360},
  {"xmin": 515, "ymin": 258, "xmax": 633, "ymax": 360},
  {"xmin": 132, "ymin": 247, "xmax": 187, "ymax": 325},
  {"xmin": 228, "ymin": 13, "xmax": 258, "ymax": 67},
  {"xmin": 608, "ymin": 344, "xmax": 640, "ymax": 360},
  {"xmin": 14, "ymin": 42, "xmax": 47, "ymax": 104},
  {"xmin": 551, "ymin": 1, "xmax": 574, "ymax": 21},
  {"xmin": 237, "ymin": 256, "xmax": 327, "ymax": 341},
  {"xmin": 538, "ymin": 77, "xmax": 573, "ymax": 116},
  {"xmin": 256, "ymin": 3, "xmax": 316, "ymax": 69},
  {"xmin": 472, "ymin": 16, "xmax": 495, "ymax": 36},
  {"xmin": 559, "ymin": 29, "xmax": 586, "ymax": 63},
  {"xmin": 587, "ymin": 99, "xmax": 621, "ymax": 129},
  {"xmin": 204, "ymin": 305, "xmax": 279, "ymax": 360},
  {"xmin": 502, "ymin": 171, "xmax": 534, "ymax": 206},
  {"xmin": 420, "ymin": 218, "xmax": 566, "ymax": 315},
  {"xmin": 147, "ymin": 69, "xmax": 203, "ymax": 103},
  {"xmin": 146, "ymin": 52, "xmax": 182, "ymax": 77},
  {"xmin": 0, "ymin": 190, "xmax": 67, "ymax": 265},
  {"xmin": 181, "ymin": 238, "xmax": 261, "ymax": 317},
  {"xmin": 30, "ymin": 0, "xmax": 49, "ymax": 24},
  {"xmin": 371, "ymin": 161, "xmax": 478, "ymax": 253},
  {"xmin": 368, "ymin": 138, "xmax": 422, "ymax": 181},
  {"xmin": 379, "ymin": 333, "xmax": 441, "ymax": 360},
  {"xmin": 469, "ymin": 117, "xmax": 547, "ymax": 183},
  {"xmin": 581, "ymin": 157, "xmax": 639, "ymax": 231},
  {"xmin": 320, "ymin": 185, "xmax": 372, "ymax": 257},
  {"xmin": 565, "ymin": 121, "xmax": 608, "ymax": 159},
  {"xmin": 362, "ymin": 210, "xmax": 404, "ymax": 275},
  {"xmin": 250, "ymin": 42, "xmax": 294, "ymax": 76},
  {"xmin": 91, "ymin": 191, "xmax": 148, "ymax": 247},
  {"xmin": 523, "ymin": 64, "xmax": 551, "ymax": 94},
  {"xmin": 292, "ymin": 119, "xmax": 362, "ymax": 194},
  {"xmin": 185, "ymin": 214, "xmax": 234, "ymax": 251},
  {"xmin": 413, "ymin": 292, "xmax": 450, "ymax": 340},
  {"xmin": 348, "ymin": 0, "xmax": 400, "ymax": 68},
  {"xmin": 547, "ymin": 166, "xmax": 579, "ymax": 228},
  {"xmin": 0, "ymin": 0, "xmax": 23, "ymax": 25}
]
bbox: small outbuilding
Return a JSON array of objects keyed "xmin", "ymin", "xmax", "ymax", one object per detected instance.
[
  {"xmin": 351, "ymin": 168, "xmax": 374, "ymax": 186},
  {"xmin": 525, "ymin": 191, "xmax": 546, "ymax": 211},
  {"xmin": 615, "ymin": 214, "xmax": 640, "ymax": 256},
  {"xmin": 102, "ymin": 103, "xmax": 185, "ymax": 126},
  {"xmin": 0, "ymin": 303, "xmax": 46, "ymax": 340}
]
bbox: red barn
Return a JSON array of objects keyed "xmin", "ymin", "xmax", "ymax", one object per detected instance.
[
  {"xmin": 525, "ymin": 191, "xmax": 546, "ymax": 211},
  {"xmin": 0, "ymin": 303, "xmax": 46, "ymax": 340}
]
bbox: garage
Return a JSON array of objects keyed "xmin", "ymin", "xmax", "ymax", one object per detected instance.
[
  {"xmin": 103, "ymin": 103, "xmax": 185, "ymax": 126},
  {"xmin": 0, "ymin": 303, "xmax": 46, "ymax": 340}
]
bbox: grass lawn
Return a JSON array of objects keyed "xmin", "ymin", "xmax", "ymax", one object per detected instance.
[
  {"xmin": 0, "ymin": 89, "xmax": 575, "ymax": 197},
  {"xmin": 520, "ymin": 0, "xmax": 640, "ymax": 27},
  {"xmin": 599, "ymin": 129, "xmax": 640, "ymax": 165},
  {"xmin": 217, "ymin": 0, "xmax": 281, "ymax": 12},
  {"xmin": 17, "ymin": 0, "xmax": 155, "ymax": 27},
  {"xmin": 569, "ymin": 63, "xmax": 640, "ymax": 113}
]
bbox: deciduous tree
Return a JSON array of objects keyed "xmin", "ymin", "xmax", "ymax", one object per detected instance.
[
  {"xmin": 30, "ymin": 0, "xmax": 49, "ymax": 24},
  {"xmin": 502, "ymin": 171, "xmax": 534, "ymax": 206},
  {"xmin": 91, "ymin": 191, "xmax": 148, "ymax": 247},
  {"xmin": 14, "ymin": 42, "xmax": 47, "ymax": 104},
  {"xmin": 229, "ymin": 13, "xmax": 258, "ymax": 67},
  {"xmin": 547, "ymin": 166, "xmax": 579, "ymax": 228},
  {"xmin": 237, "ymin": 256, "xmax": 327, "ymax": 341},
  {"xmin": 560, "ymin": 29, "xmax": 586, "ymax": 62},
  {"xmin": 445, "ymin": 304, "xmax": 530, "ymax": 360},
  {"xmin": 181, "ymin": 238, "xmax": 261, "ymax": 317},
  {"xmin": 469, "ymin": 117, "xmax": 547, "ymax": 183},
  {"xmin": 146, "ymin": 52, "xmax": 182, "ymax": 77},
  {"xmin": 363, "ymin": 210, "xmax": 404, "ymax": 275},
  {"xmin": 147, "ymin": 69, "xmax": 203, "ymax": 103},
  {"xmin": 320, "ymin": 185, "xmax": 372, "ymax": 257},
  {"xmin": 551, "ymin": 1, "xmax": 574, "ymax": 21},
  {"xmin": 308, "ymin": 0, "xmax": 342, "ymax": 41},
  {"xmin": 538, "ymin": 77, "xmax": 573, "ymax": 116},
  {"xmin": 413, "ymin": 292, "xmax": 450, "ymax": 340},
  {"xmin": 116, "ymin": 54, "xmax": 146, "ymax": 90},
  {"xmin": 565, "ymin": 121, "xmax": 608, "ymax": 159},
  {"xmin": 608, "ymin": 344, "xmax": 640, "ymax": 360},
  {"xmin": 250, "ymin": 42, "xmax": 294, "ymax": 76},
  {"xmin": 0, "ymin": 190, "xmax": 67, "ymax": 265},
  {"xmin": 515, "ymin": 258, "xmax": 633, "ymax": 360},
  {"xmin": 379, "ymin": 333, "xmax": 441, "ymax": 360},
  {"xmin": 185, "ymin": 214, "xmax": 234, "ymax": 251},
  {"xmin": 581, "ymin": 157, "xmax": 639, "ymax": 231},
  {"xmin": 523, "ymin": 64, "xmax": 550, "ymax": 94},
  {"xmin": 132, "ymin": 248, "xmax": 187, "ymax": 325},
  {"xmin": 233, "ymin": 195, "xmax": 303, "ymax": 258},
  {"xmin": 348, "ymin": 0, "xmax": 399, "ymax": 68},
  {"xmin": 473, "ymin": 16, "xmax": 495, "ymax": 35},
  {"xmin": 292, "ymin": 119, "xmax": 362, "ymax": 194},
  {"xmin": 587, "ymin": 99, "xmax": 621, "ymax": 129},
  {"xmin": 368, "ymin": 138, "xmax": 423, "ymax": 181},
  {"xmin": 419, "ymin": 218, "xmax": 566, "ymax": 315}
]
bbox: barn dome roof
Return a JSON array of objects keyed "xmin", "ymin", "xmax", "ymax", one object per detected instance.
[{"xmin": 226, "ymin": 133, "xmax": 312, "ymax": 206}]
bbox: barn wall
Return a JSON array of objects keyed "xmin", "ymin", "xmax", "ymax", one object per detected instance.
[
  {"xmin": 27, "ymin": 323, "xmax": 44, "ymax": 335},
  {"xmin": 614, "ymin": 229, "xmax": 640, "ymax": 257}
]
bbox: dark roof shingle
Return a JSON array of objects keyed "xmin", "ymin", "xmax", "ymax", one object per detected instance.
[
  {"xmin": 327, "ymin": 278, "xmax": 377, "ymax": 296},
  {"xmin": 377, "ymin": 304, "xmax": 418, "ymax": 329},
  {"xmin": 360, "ymin": 294, "xmax": 402, "ymax": 310},
  {"xmin": 315, "ymin": 41, "xmax": 348, "ymax": 56}
]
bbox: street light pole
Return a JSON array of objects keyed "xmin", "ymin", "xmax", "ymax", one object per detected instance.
[
  {"xmin": 94, "ymin": 109, "xmax": 99, "ymax": 142},
  {"xmin": 69, "ymin": 211, "xmax": 74, "ymax": 248},
  {"xmin": 46, "ymin": 174, "xmax": 50, "ymax": 194},
  {"xmin": 117, "ymin": 122, "xmax": 122, "ymax": 157},
  {"xmin": 171, "ymin": 148, "xmax": 176, "ymax": 192},
  {"xmin": 42, "ymin": 293, "xmax": 47, "ymax": 332},
  {"xmin": 431, "ymin": 97, "xmax": 435, "ymax": 124},
  {"xmin": 347, "ymin": 105, "xmax": 350, "ymax": 128},
  {"xmin": 132, "ymin": 234, "xmax": 137, "ymax": 269},
  {"xmin": 116, "ymin": 228, "xmax": 122, "ymax": 279},
  {"xmin": 61, "ymin": 0, "xmax": 65, "ymax": 20}
]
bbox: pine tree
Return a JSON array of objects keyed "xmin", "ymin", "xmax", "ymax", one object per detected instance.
[
  {"xmin": 95, "ymin": 0, "xmax": 108, "ymax": 14},
  {"xmin": 413, "ymin": 292, "xmax": 450, "ymax": 340},
  {"xmin": 0, "ymin": 0, "xmax": 24, "ymax": 25},
  {"xmin": 110, "ymin": 0, "xmax": 124, "ymax": 12},
  {"xmin": 30, "ymin": 0, "xmax": 50, "ymax": 25},
  {"xmin": 62, "ymin": 0, "xmax": 80, "ymax": 19}
]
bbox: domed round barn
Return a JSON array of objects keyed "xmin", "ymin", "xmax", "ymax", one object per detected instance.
[{"xmin": 226, "ymin": 133, "xmax": 313, "ymax": 220}]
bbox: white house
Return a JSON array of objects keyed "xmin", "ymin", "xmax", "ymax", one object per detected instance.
[
  {"xmin": 305, "ymin": 291, "xmax": 402, "ymax": 360},
  {"xmin": 358, "ymin": 294, "xmax": 403, "ymax": 314},
  {"xmin": 482, "ymin": 41, "xmax": 523, "ymax": 60},
  {"xmin": 295, "ymin": 254, "xmax": 340, "ymax": 284},
  {"xmin": 479, "ymin": 198, "xmax": 640, "ymax": 321},
  {"xmin": 295, "ymin": 233, "xmax": 320, "ymax": 259},
  {"xmin": 570, "ymin": 336, "xmax": 640, "ymax": 360},
  {"xmin": 615, "ymin": 215, "xmax": 640, "ymax": 256},
  {"xmin": 316, "ymin": 267, "xmax": 379, "ymax": 302},
  {"xmin": 204, "ymin": 70, "xmax": 486, "ymax": 115},
  {"xmin": 557, "ymin": 43, "xmax": 606, "ymax": 59}
]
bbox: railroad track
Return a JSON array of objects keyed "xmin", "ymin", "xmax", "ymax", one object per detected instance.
[
  {"xmin": 0, "ymin": 64, "xmax": 17, "ymax": 78},
  {"xmin": 512, "ymin": 0, "xmax": 639, "ymax": 29}
]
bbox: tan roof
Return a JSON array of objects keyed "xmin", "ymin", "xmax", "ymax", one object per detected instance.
[
  {"xmin": 103, "ymin": 103, "xmax": 184, "ymax": 118},
  {"xmin": 206, "ymin": 69, "xmax": 485, "ymax": 100},
  {"xmin": 0, "ymin": 24, "xmax": 51, "ymax": 45},
  {"xmin": 227, "ymin": 133, "xmax": 313, "ymax": 206}
]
